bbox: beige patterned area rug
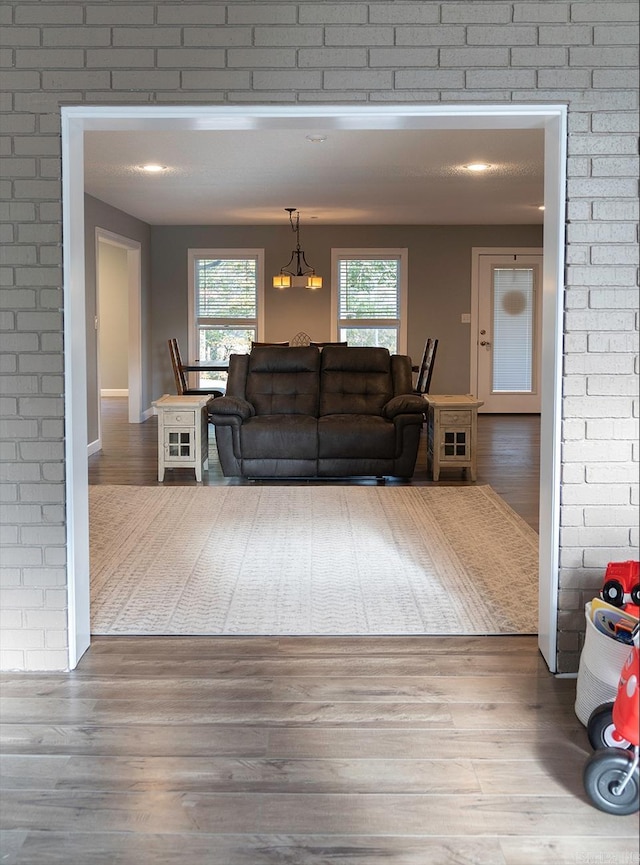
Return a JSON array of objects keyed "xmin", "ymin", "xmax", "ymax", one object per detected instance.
[{"xmin": 89, "ymin": 484, "xmax": 539, "ymax": 636}]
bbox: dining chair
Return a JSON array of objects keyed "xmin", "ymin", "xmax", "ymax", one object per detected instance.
[
  {"xmin": 168, "ymin": 338, "xmax": 224, "ymax": 397},
  {"xmin": 250, "ymin": 340, "xmax": 290, "ymax": 348},
  {"xmin": 414, "ymin": 337, "xmax": 438, "ymax": 394}
]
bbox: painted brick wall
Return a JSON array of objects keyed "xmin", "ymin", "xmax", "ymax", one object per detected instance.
[{"xmin": 1, "ymin": 1, "xmax": 638, "ymax": 673}]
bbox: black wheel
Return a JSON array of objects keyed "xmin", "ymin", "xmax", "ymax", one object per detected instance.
[
  {"xmin": 583, "ymin": 749, "xmax": 639, "ymax": 815},
  {"xmin": 588, "ymin": 702, "xmax": 631, "ymax": 750},
  {"xmin": 631, "ymin": 583, "xmax": 640, "ymax": 606},
  {"xmin": 602, "ymin": 579, "xmax": 624, "ymax": 607}
]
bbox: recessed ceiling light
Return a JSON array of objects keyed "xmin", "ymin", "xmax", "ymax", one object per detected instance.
[
  {"xmin": 538, "ymin": 205, "xmax": 545, "ymax": 211},
  {"xmin": 306, "ymin": 134, "xmax": 327, "ymax": 143},
  {"xmin": 140, "ymin": 163, "xmax": 167, "ymax": 173},
  {"xmin": 464, "ymin": 162, "xmax": 492, "ymax": 172}
]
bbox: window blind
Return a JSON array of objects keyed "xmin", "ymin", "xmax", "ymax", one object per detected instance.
[
  {"xmin": 338, "ymin": 259, "xmax": 399, "ymax": 319},
  {"xmin": 492, "ymin": 267, "xmax": 535, "ymax": 393},
  {"xmin": 195, "ymin": 258, "xmax": 257, "ymax": 318}
]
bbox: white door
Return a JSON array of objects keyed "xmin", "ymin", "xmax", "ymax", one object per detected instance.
[{"xmin": 474, "ymin": 250, "xmax": 543, "ymax": 413}]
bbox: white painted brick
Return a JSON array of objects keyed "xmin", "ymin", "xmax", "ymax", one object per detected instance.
[
  {"xmin": 467, "ymin": 25, "xmax": 537, "ymax": 44},
  {"xmin": 590, "ymin": 289, "xmax": 639, "ymax": 310},
  {"xmin": 0, "ymin": 609, "xmax": 22, "ymax": 628},
  {"xmin": 570, "ymin": 46, "xmax": 639, "ymax": 67},
  {"xmin": 594, "ymin": 69, "xmax": 640, "ymax": 89},
  {"xmin": 588, "ymin": 332, "xmax": 639, "ymax": 352},
  {"xmin": 562, "ymin": 466, "xmax": 587, "ymax": 487},
  {"xmin": 24, "ymin": 609, "xmax": 67, "ymax": 629},
  {"xmin": 466, "ymin": 69, "xmax": 536, "ymax": 89},
  {"xmin": 568, "ymin": 178, "xmax": 638, "ymax": 199},
  {"xmin": 158, "ymin": 5, "xmax": 226, "ymax": 25},
  {"xmin": 565, "ymin": 353, "xmax": 634, "ymax": 374},
  {"xmin": 564, "ymin": 396, "xmax": 632, "ymax": 418},
  {"xmin": 562, "ymin": 419, "xmax": 587, "ymax": 439},
  {"xmin": 0, "ymin": 650, "xmax": 26, "ymax": 670},
  {"xmin": 563, "ymin": 376, "xmax": 586, "ymax": 396},
  {"xmin": 43, "ymin": 71, "xmax": 111, "ymax": 90},
  {"xmin": 396, "ymin": 25, "xmax": 465, "ymax": 46},
  {"xmin": 370, "ymin": 5, "xmax": 439, "ymax": 24},
  {"xmin": 586, "ymin": 418, "xmax": 639, "ymax": 440},
  {"xmin": 584, "ymin": 548, "xmax": 640, "ymax": 569},
  {"xmin": 299, "ymin": 4, "xmax": 368, "ymax": 24},
  {"xmin": 255, "ymin": 27, "xmax": 323, "ymax": 47},
  {"xmin": 537, "ymin": 70, "xmax": 592, "ymax": 88},
  {"xmin": 561, "ymin": 526, "xmax": 630, "ymax": 546},
  {"xmin": 440, "ymin": 47, "xmax": 510, "ymax": 66},
  {"xmin": 587, "ymin": 463, "xmax": 639, "ymax": 483},
  {"xmin": 514, "ymin": 3, "xmax": 570, "ymax": 23},
  {"xmin": 118, "ymin": 28, "xmax": 183, "ymax": 48},
  {"xmin": 1, "ymin": 628, "xmax": 44, "ymax": 649},
  {"xmin": 15, "ymin": 5, "xmax": 83, "ymax": 25},
  {"xmin": 539, "ymin": 25, "xmax": 592, "ymax": 44},
  {"xmin": 185, "ymin": 28, "xmax": 252, "ymax": 47},
  {"xmin": 86, "ymin": 5, "xmax": 154, "ymax": 25},
  {"xmin": 562, "ymin": 484, "xmax": 631, "ymax": 505},
  {"xmin": 568, "ymin": 222, "xmax": 637, "ymax": 243},
  {"xmin": 299, "ymin": 48, "xmax": 369, "ymax": 67},
  {"xmin": 158, "ymin": 49, "xmax": 226, "ymax": 68},
  {"xmin": 24, "ymin": 649, "xmax": 69, "ymax": 672},
  {"xmin": 228, "ymin": 48, "xmax": 297, "ymax": 67},
  {"xmin": 42, "ymin": 27, "xmax": 112, "ymax": 47},
  {"xmin": 442, "ymin": 4, "xmax": 512, "ymax": 24},
  {"xmin": 1, "ymin": 587, "xmax": 43, "ymax": 606},
  {"xmin": 592, "ymin": 156, "xmax": 640, "ymax": 178},
  {"xmin": 112, "ymin": 71, "xmax": 181, "ymax": 90},
  {"xmin": 587, "ymin": 375, "xmax": 639, "ymax": 396},
  {"xmin": 396, "ymin": 70, "xmax": 465, "ymax": 89},
  {"xmin": 592, "ymin": 113, "xmax": 639, "ymax": 134},
  {"xmin": 254, "ymin": 71, "xmax": 324, "ymax": 90},
  {"xmin": 584, "ymin": 506, "xmax": 639, "ymax": 526},
  {"xmin": 560, "ymin": 504, "xmax": 585, "ymax": 524},
  {"xmin": 181, "ymin": 71, "xmax": 252, "ymax": 90},
  {"xmin": 370, "ymin": 48, "xmax": 440, "ymax": 67},
  {"xmin": 87, "ymin": 48, "xmax": 155, "ymax": 68},
  {"xmin": 563, "ymin": 439, "xmax": 632, "ymax": 463},
  {"xmin": 325, "ymin": 26, "xmax": 394, "ymax": 46},
  {"xmin": 45, "ymin": 630, "xmax": 69, "ymax": 649}
]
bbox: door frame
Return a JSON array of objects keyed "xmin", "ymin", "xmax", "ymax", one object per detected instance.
[
  {"xmin": 470, "ymin": 247, "xmax": 544, "ymax": 413},
  {"xmin": 61, "ymin": 103, "xmax": 567, "ymax": 672}
]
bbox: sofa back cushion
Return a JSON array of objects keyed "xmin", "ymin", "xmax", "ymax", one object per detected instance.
[
  {"xmin": 246, "ymin": 346, "xmax": 320, "ymax": 415},
  {"xmin": 319, "ymin": 346, "xmax": 393, "ymax": 416}
]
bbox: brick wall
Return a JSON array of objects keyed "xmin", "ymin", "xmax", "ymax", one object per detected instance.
[{"xmin": 1, "ymin": 1, "xmax": 638, "ymax": 672}]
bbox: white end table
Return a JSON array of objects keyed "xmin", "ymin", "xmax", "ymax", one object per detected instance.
[
  {"xmin": 423, "ymin": 394, "xmax": 484, "ymax": 482},
  {"xmin": 152, "ymin": 394, "xmax": 212, "ymax": 482}
]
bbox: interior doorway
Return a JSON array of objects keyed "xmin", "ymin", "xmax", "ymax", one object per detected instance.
[{"xmin": 62, "ymin": 104, "xmax": 567, "ymax": 672}]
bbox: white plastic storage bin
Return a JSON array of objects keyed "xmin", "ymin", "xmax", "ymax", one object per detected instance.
[{"xmin": 574, "ymin": 601, "xmax": 632, "ymax": 726}]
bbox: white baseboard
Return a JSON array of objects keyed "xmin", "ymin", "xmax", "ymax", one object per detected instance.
[
  {"xmin": 87, "ymin": 438, "xmax": 102, "ymax": 456},
  {"xmin": 101, "ymin": 389, "xmax": 129, "ymax": 397},
  {"xmin": 142, "ymin": 406, "xmax": 154, "ymax": 421}
]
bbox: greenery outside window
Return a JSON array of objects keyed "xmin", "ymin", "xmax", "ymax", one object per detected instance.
[
  {"xmin": 188, "ymin": 248, "xmax": 264, "ymax": 387},
  {"xmin": 331, "ymin": 249, "xmax": 408, "ymax": 354}
]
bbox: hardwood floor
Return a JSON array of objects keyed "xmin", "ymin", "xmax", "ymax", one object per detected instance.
[
  {"xmin": 5, "ymin": 402, "xmax": 635, "ymax": 864},
  {"xmin": 89, "ymin": 397, "xmax": 540, "ymax": 531},
  {"xmin": 2, "ymin": 637, "xmax": 639, "ymax": 864}
]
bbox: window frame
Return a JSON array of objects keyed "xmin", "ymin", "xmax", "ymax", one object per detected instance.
[
  {"xmin": 330, "ymin": 248, "xmax": 408, "ymax": 354},
  {"xmin": 187, "ymin": 247, "xmax": 265, "ymax": 374}
]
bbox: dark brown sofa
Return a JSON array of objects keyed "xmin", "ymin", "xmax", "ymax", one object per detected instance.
[{"xmin": 208, "ymin": 345, "xmax": 426, "ymax": 478}]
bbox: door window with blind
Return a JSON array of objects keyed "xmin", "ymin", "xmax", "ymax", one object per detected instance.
[
  {"xmin": 188, "ymin": 249, "xmax": 264, "ymax": 386},
  {"xmin": 331, "ymin": 249, "xmax": 408, "ymax": 354}
]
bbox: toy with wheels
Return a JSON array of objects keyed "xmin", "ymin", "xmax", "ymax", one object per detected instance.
[
  {"xmin": 601, "ymin": 560, "xmax": 640, "ymax": 617},
  {"xmin": 583, "ymin": 627, "xmax": 639, "ymax": 815}
]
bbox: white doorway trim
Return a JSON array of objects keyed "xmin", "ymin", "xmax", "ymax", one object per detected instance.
[
  {"xmin": 61, "ymin": 104, "xmax": 567, "ymax": 672},
  {"xmin": 94, "ymin": 229, "xmax": 143, "ymax": 438}
]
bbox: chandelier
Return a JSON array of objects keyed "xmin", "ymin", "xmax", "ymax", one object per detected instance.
[{"xmin": 272, "ymin": 208, "xmax": 322, "ymax": 290}]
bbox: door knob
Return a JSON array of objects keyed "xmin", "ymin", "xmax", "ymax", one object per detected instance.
[{"xmin": 480, "ymin": 340, "xmax": 491, "ymax": 346}]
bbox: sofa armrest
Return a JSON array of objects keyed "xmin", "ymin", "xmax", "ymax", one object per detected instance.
[
  {"xmin": 382, "ymin": 394, "xmax": 426, "ymax": 419},
  {"xmin": 208, "ymin": 395, "xmax": 255, "ymax": 421}
]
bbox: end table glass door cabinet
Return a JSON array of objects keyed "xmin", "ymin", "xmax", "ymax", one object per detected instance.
[
  {"xmin": 423, "ymin": 394, "xmax": 484, "ymax": 482},
  {"xmin": 153, "ymin": 394, "xmax": 212, "ymax": 482}
]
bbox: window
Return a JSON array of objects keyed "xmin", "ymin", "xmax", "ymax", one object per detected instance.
[
  {"xmin": 188, "ymin": 248, "xmax": 264, "ymax": 386},
  {"xmin": 331, "ymin": 249, "xmax": 408, "ymax": 353}
]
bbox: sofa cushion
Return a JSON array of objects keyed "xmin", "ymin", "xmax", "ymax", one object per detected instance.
[
  {"xmin": 246, "ymin": 346, "xmax": 320, "ymax": 416},
  {"xmin": 318, "ymin": 414, "xmax": 396, "ymax": 459},
  {"xmin": 240, "ymin": 414, "xmax": 318, "ymax": 460},
  {"xmin": 319, "ymin": 346, "xmax": 393, "ymax": 416}
]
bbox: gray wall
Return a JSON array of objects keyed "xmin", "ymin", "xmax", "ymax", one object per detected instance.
[
  {"xmin": 1, "ymin": 1, "xmax": 638, "ymax": 673},
  {"xmin": 151, "ymin": 223, "xmax": 543, "ymax": 399}
]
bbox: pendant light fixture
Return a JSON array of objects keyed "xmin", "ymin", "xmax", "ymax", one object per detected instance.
[{"xmin": 272, "ymin": 207, "xmax": 322, "ymax": 290}]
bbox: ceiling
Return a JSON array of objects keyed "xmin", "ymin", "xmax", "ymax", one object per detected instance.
[{"xmin": 84, "ymin": 127, "xmax": 545, "ymax": 227}]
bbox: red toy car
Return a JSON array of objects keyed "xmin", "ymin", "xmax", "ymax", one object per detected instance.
[{"xmin": 601, "ymin": 560, "xmax": 640, "ymax": 618}]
